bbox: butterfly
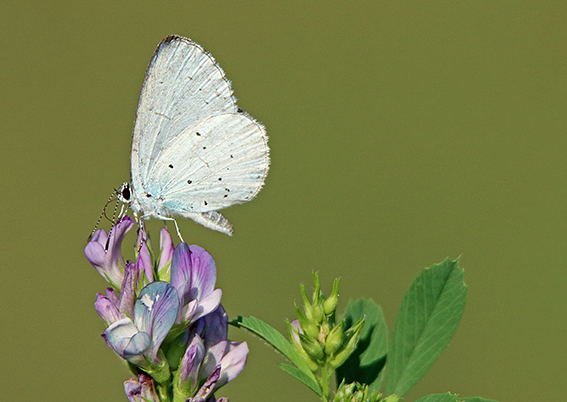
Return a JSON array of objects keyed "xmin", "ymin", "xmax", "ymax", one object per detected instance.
[{"xmin": 112, "ymin": 35, "xmax": 269, "ymax": 238}]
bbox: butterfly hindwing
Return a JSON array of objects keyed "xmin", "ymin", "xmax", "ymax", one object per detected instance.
[{"xmin": 146, "ymin": 112, "xmax": 269, "ymax": 214}]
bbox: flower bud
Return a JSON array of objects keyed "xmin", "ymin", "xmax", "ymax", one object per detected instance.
[
  {"xmin": 324, "ymin": 319, "xmax": 344, "ymax": 355},
  {"xmin": 318, "ymin": 321, "xmax": 330, "ymax": 342},
  {"xmin": 329, "ymin": 317, "xmax": 364, "ymax": 369},
  {"xmin": 312, "ymin": 272, "xmax": 322, "ymax": 305},
  {"xmin": 332, "ymin": 380, "xmax": 351, "ymax": 401},
  {"xmin": 323, "ymin": 278, "xmax": 340, "ymax": 315},
  {"xmin": 287, "ymin": 321, "xmax": 319, "ymax": 372},
  {"xmin": 124, "ymin": 374, "xmax": 160, "ymax": 402},
  {"xmin": 312, "ymin": 302, "xmax": 325, "ymax": 324},
  {"xmin": 145, "ymin": 350, "xmax": 172, "ymax": 383},
  {"xmin": 299, "ymin": 284, "xmax": 314, "ymax": 321},
  {"xmin": 333, "ymin": 381, "xmax": 381, "ymax": 402},
  {"xmin": 295, "ymin": 306, "xmax": 319, "ymax": 339},
  {"xmin": 299, "ymin": 333, "xmax": 325, "ymax": 361}
]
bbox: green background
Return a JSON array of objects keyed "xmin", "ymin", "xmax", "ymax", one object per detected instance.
[{"xmin": 1, "ymin": 1, "xmax": 565, "ymax": 401}]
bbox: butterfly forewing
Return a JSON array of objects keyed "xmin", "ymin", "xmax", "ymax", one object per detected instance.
[{"xmin": 131, "ymin": 36, "xmax": 237, "ymax": 192}]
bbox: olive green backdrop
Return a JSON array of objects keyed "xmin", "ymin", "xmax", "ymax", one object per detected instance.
[{"xmin": 0, "ymin": 1, "xmax": 565, "ymax": 401}]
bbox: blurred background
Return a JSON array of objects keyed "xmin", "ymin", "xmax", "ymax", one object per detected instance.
[{"xmin": 0, "ymin": 1, "xmax": 565, "ymax": 401}]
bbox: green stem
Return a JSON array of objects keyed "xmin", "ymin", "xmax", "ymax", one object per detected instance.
[
  {"xmin": 156, "ymin": 380, "xmax": 171, "ymax": 402},
  {"xmin": 319, "ymin": 365, "xmax": 331, "ymax": 402}
]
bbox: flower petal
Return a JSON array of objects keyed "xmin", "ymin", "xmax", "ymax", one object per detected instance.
[
  {"xmin": 216, "ymin": 341, "xmax": 249, "ymax": 388},
  {"xmin": 290, "ymin": 319, "xmax": 302, "ymax": 345},
  {"xmin": 119, "ymin": 262, "xmax": 138, "ymax": 318},
  {"xmin": 170, "ymin": 243, "xmax": 193, "ymax": 305},
  {"xmin": 84, "ymin": 216, "xmax": 134, "ymax": 286},
  {"xmin": 182, "ymin": 300, "xmax": 198, "ymax": 324},
  {"xmin": 103, "ymin": 317, "xmax": 139, "ymax": 355},
  {"xmin": 124, "ymin": 374, "xmax": 160, "ymax": 402},
  {"xmin": 123, "ymin": 331, "xmax": 152, "ymax": 361},
  {"xmin": 199, "ymin": 306, "xmax": 229, "ymax": 380},
  {"xmin": 133, "ymin": 281, "xmax": 179, "ymax": 360},
  {"xmin": 188, "ymin": 245, "xmax": 217, "ymax": 301},
  {"xmin": 95, "ymin": 292, "xmax": 122, "ymax": 325},
  {"xmin": 158, "ymin": 227, "xmax": 174, "ymax": 272},
  {"xmin": 136, "ymin": 228, "xmax": 153, "ymax": 283},
  {"xmin": 104, "ymin": 287, "xmax": 120, "ymax": 308},
  {"xmin": 203, "ymin": 305, "xmax": 228, "ymax": 348},
  {"xmin": 122, "ymin": 332, "xmax": 153, "ymax": 367},
  {"xmin": 190, "ymin": 289, "xmax": 222, "ymax": 323},
  {"xmin": 194, "ymin": 365, "xmax": 221, "ymax": 401},
  {"xmin": 178, "ymin": 332, "xmax": 205, "ymax": 390}
]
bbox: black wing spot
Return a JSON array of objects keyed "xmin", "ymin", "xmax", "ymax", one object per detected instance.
[
  {"xmin": 187, "ymin": 180, "xmax": 192, "ymax": 184},
  {"xmin": 230, "ymin": 154, "xmax": 233, "ymax": 158},
  {"xmin": 196, "ymin": 132, "xmax": 201, "ymax": 136},
  {"xmin": 146, "ymin": 193, "xmax": 152, "ymax": 198},
  {"xmin": 203, "ymin": 147, "xmax": 207, "ymax": 150},
  {"xmin": 169, "ymin": 164, "xmax": 174, "ymax": 169},
  {"xmin": 224, "ymin": 188, "xmax": 230, "ymax": 192},
  {"xmin": 237, "ymin": 107, "xmax": 244, "ymax": 113},
  {"xmin": 204, "ymin": 201, "xmax": 208, "ymax": 206},
  {"xmin": 218, "ymin": 177, "xmax": 222, "ymax": 181},
  {"xmin": 224, "ymin": 194, "xmax": 228, "ymax": 198}
]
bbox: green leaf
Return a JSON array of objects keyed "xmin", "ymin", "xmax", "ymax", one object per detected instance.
[
  {"xmin": 230, "ymin": 316, "xmax": 321, "ymax": 394},
  {"xmin": 385, "ymin": 258, "xmax": 467, "ymax": 396},
  {"xmin": 335, "ymin": 298, "xmax": 388, "ymax": 392},
  {"xmin": 460, "ymin": 398, "xmax": 498, "ymax": 402},
  {"xmin": 277, "ymin": 363, "xmax": 321, "ymax": 394},
  {"xmin": 414, "ymin": 393, "xmax": 460, "ymax": 402}
]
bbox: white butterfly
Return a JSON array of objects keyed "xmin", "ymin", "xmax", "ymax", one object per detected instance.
[{"xmin": 115, "ymin": 35, "xmax": 269, "ymax": 237}]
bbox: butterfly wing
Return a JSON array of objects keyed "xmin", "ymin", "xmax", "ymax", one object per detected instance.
[
  {"xmin": 149, "ymin": 112, "xmax": 269, "ymax": 214},
  {"xmin": 131, "ymin": 35, "xmax": 237, "ymax": 196}
]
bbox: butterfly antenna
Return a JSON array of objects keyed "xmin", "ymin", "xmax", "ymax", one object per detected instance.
[
  {"xmin": 136, "ymin": 220, "xmax": 148, "ymax": 253},
  {"xmin": 104, "ymin": 186, "xmax": 131, "ymax": 251},
  {"xmin": 104, "ymin": 196, "xmax": 120, "ymax": 225},
  {"xmin": 88, "ymin": 191, "xmax": 119, "ymax": 242}
]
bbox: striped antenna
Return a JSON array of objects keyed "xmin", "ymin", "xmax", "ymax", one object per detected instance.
[{"xmin": 87, "ymin": 188, "xmax": 120, "ymax": 242}]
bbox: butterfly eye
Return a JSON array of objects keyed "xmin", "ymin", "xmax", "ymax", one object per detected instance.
[{"xmin": 121, "ymin": 185, "xmax": 131, "ymax": 201}]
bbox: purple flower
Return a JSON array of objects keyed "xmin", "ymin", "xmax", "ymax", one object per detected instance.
[
  {"xmin": 200, "ymin": 305, "xmax": 249, "ymax": 389},
  {"xmin": 290, "ymin": 319, "xmax": 302, "ymax": 345},
  {"xmin": 158, "ymin": 227, "xmax": 174, "ymax": 273},
  {"xmin": 170, "ymin": 243, "xmax": 222, "ymax": 325},
  {"xmin": 103, "ymin": 281, "xmax": 179, "ymax": 368},
  {"xmin": 84, "ymin": 216, "xmax": 135, "ymax": 287},
  {"xmin": 94, "ymin": 288, "xmax": 123, "ymax": 326},
  {"xmin": 176, "ymin": 305, "xmax": 248, "ymax": 399},
  {"xmin": 124, "ymin": 373, "xmax": 160, "ymax": 402},
  {"xmin": 136, "ymin": 228, "xmax": 153, "ymax": 283},
  {"xmin": 94, "ymin": 261, "xmax": 140, "ymax": 325},
  {"xmin": 86, "ymin": 217, "xmax": 248, "ymax": 401}
]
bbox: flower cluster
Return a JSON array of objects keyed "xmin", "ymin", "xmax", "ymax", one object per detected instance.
[
  {"xmin": 85, "ymin": 216, "xmax": 248, "ymax": 402},
  {"xmin": 287, "ymin": 274, "xmax": 364, "ymax": 401}
]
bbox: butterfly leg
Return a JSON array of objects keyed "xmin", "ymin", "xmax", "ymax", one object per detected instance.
[{"xmin": 159, "ymin": 216, "xmax": 185, "ymax": 243}]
